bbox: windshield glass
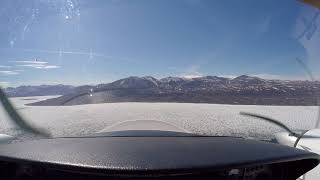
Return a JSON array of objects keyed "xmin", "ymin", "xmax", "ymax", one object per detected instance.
[{"xmin": 0, "ymin": 0, "xmax": 319, "ymax": 141}]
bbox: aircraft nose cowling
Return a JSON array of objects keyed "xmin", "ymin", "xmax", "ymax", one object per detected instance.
[{"xmin": 99, "ymin": 120, "xmax": 189, "ymax": 133}]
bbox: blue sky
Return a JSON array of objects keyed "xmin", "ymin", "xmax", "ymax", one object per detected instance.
[{"xmin": 0, "ymin": 0, "xmax": 319, "ymax": 86}]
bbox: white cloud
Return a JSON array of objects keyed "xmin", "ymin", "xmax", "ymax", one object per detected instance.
[
  {"xmin": 0, "ymin": 65, "xmax": 11, "ymax": 68},
  {"xmin": 11, "ymin": 60, "xmax": 60, "ymax": 70},
  {"xmin": 18, "ymin": 64, "xmax": 60, "ymax": 69},
  {"xmin": 18, "ymin": 64, "xmax": 42, "ymax": 68},
  {"xmin": 0, "ymin": 70, "xmax": 19, "ymax": 75},
  {"xmin": 39, "ymin": 65, "xmax": 60, "ymax": 69},
  {"xmin": 12, "ymin": 60, "xmax": 48, "ymax": 64}
]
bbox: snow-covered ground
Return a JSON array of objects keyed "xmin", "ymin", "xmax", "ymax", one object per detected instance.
[{"xmin": 0, "ymin": 96, "xmax": 318, "ymax": 140}]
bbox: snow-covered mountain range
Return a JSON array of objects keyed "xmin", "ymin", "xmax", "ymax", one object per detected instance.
[{"xmin": 5, "ymin": 75, "xmax": 320, "ymax": 106}]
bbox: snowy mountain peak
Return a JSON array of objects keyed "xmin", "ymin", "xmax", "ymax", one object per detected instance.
[
  {"xmin": 160, "ymin": 76, "xmax": 186, "ymax": 83},
  {"xmin": 142, "ymin": 76, "xmax": 159, "ymax": 87},
  {"xmin": 110, "ymin": 76, "xmax": 159, "ymax": 89},
  {"xmin": 197, "ymin": 76, "xmax": 229, "ymax": 81},
  {"xmin": 231, "ymin": 75, "xmax": 265, "ymax": 84}
]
